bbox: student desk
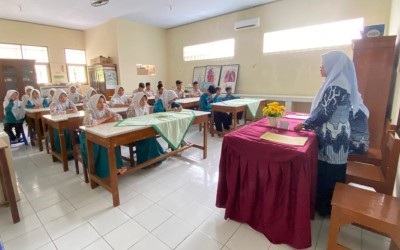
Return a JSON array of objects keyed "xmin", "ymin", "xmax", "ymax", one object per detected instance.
[
  {"xmin": 210, "ymin": 99, "xmax": 266, "ymax": 136},
  {"xmin": 175, "ymin": 97, "xmax": 200, "ymax": 109},
  {"xmin": 110, "ymin": 107, "xmax": 128, "ymax": 118},
  {"xmin": 25, "ymin": 107, "xmax": 50, "ymax": 151},
  {"xmin": 0, "ymin": 139, "xmax": 19, "ymax": 223},
  {"xmin": 42, "ymin": 111, "xmax": 85, "ymax": 172},
  {"xmin": 147, "ymin": 96, "xmax": 155, "ymax": 105},
  {"xmin": 75, "ymin": 103, "xmax": 84, "ymax": 111},
  {"xmin": 80, "ymin": 110, "xmax": 210, "ymax": 207},
  {"xmin": 216, "ymin": 116, "xmax": 317, "ymax": 249}
]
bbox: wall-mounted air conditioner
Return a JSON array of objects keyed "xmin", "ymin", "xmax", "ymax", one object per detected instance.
[{"xmin": 234, "ymin": 17, "xmax": 260, "ymax": 31}]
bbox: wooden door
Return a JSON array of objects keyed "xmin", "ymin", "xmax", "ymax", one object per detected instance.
[{"xmin": 352, "ymin": 36, "xmax": 396, "ymax": 149}]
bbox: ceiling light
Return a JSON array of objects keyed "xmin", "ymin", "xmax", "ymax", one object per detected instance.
[{"xmin": 91, "ymin": 0, "xmax": 109, "ymax": 7}]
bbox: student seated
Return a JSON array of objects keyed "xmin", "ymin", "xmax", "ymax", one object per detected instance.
[
  {"xmin": 80, "ymin": 94, "xmax": 127, "ymax": 176},
  {"xmin": 155, "ymin": 83, "xmax": 165, "ymax": 100},
  {"xmin": 127, "ymin": 93, "xmax": 165, "ymax": 164},
  {"xmin": 3, "ymin": 90, "xmax": 25, "ymax": 143},
  {"xmin": 200, "ymin": 85, "xmax": 231, "ymax": 134},
  {"xmin": 190, "ymin": 81, "xmax": 202, "ymax": 97},
  {"xmin": 132, "ymin": 82, "xmax": 145, "ymax": 96},
  {"xmin": 49, "ymin": 89, "xmax": 78, "ymax": 156},
  {"xmin": 46, "ymin": 88, "xmax": 56, "ymax": 105},
  {"xmin": 21, "ymin": 86, "xmax": 33, "ymax": 108},
  {"xmin": 224, "ymin": 86, "xmax": 242, "ymax": 121},
  {"xmin": 153, "ymin": 90, "xmax": 182, "ymax": 113},
  {"xmin": 174, "ymin": 80, "xmax": 186, "ymax": 99},
  {"xmin": 144, "ymin": 82, "xmax": 155, "ymax": 97},
  {"xmin": 25, "ymin": 89, "xmax": 49, "ymax": 109},
  {"xmin": 83, "ymin": 87, "xmax": 97, "ymax": 110},
  {"xmin": 68, "ymin": 85, "xmax": 84, "ymax": 104},
  {"xmin": 110, "ymin": 86, "xmax": 131, "ymax": 107}
]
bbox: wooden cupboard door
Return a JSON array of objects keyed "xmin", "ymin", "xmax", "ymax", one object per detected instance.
[{"xmin": 353, "ymin": 36, "xmax": 396, "ymax": 149}]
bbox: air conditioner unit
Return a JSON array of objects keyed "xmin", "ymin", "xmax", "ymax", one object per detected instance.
[{"xmin": 234, "ymin": 17, "xmax": 260, "ymax": 31}]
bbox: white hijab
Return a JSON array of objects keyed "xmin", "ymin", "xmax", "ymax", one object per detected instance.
[
  {"xmin": 310, "ymin": 50, "xmax": 367, "ymax": 117},
  {"xmin": 53, "ymin": 89, "xmax": 71, "ymax": 110},
  {"xmin": 85, "ymin": 87, "xmax": 97, "ymax": 101},
  {"xmin": 3, "ymin": 90, "xmax": 20, "ymax": 115},
  {"xmin": 88, "ymin": 94, "xmax": 106, "ymax": 119},
  {"xmin": 160, "ymin": 90, "xmax": 178, "ymax": 110},
  {"xmin": 25, "ymin": 86, "xmax": 34, "ymax": 94},
  {"xmin": 132, "ymin": 92, "xmax": 149, "ymax": 116},
  {"xmin": 112, "ymin": 85, "xmax": 129, "ymax": 104},
  {"xmin": 29, "ymin": 89, "xmax": 44, "ymax": 106}
]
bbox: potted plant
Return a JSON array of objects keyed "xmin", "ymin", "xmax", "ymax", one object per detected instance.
[{"xmin": 262, "ymin": 102, "xmax": 286, "ymax": 127}]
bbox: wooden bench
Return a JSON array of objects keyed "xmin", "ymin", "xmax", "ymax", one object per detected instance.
[
  {"xmin": 346, "ymin": 130, "xmax": 400, "ymax": 195},
  {"xmin": 328, "ymin": 183, "xmax": 400, "ymax": 250}
]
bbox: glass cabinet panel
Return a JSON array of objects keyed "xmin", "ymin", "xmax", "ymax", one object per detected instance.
[
  {"xmin": 3, "ymin": 65, "xmax": 18, "ymax": 91},
  {"xmin": 21, "ymin": 65, "xmax": 36, "ymax": 86}
]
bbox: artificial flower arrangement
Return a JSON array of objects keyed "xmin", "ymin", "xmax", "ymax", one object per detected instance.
[{"xmin": 262, "ymin": 102, "xmax": 286, "ymax": 117}]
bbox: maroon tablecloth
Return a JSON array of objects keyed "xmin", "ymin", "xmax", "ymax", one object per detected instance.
[{"xmin": 216, "ymin": 116, "xmax": 318, "ymax": 249}]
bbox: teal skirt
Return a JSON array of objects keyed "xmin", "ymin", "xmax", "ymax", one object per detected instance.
[
  {"xmin": 135, "ymin": 137, "xmax": 166, "ymax": 164},
  {"xmin": 53, "ymin": 128, "xmax": 73, "ymax": 157},
  {"xmin": 79, "ymin": 132, "xmax": 124, "ymax": 178}
]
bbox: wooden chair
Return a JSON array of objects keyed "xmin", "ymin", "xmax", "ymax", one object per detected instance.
[
  {"xmin": 348, "ymin": 120, "xmax": 395, "ymax": 165},
  {"xmin": 346, "ymin": 130, "xmax": 400, "ymax": 195},
  {"xmin": 328, "ymin": 183, "xmax": 400, "ymax": 250}
]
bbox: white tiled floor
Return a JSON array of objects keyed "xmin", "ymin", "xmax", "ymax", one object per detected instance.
[{"xmin": 0, "ymin": 126, "xmax": 392, "ymax": 249}]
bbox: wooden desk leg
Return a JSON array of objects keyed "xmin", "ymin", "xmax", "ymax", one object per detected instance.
[
  {"xmin": 87, "ymin": 139, "xmax": 97, "ymax": 189},
  {"xmin": 48, "ymin": 126, "xmax": 57, "ymax": 162},
  {"xmin": 203, "ymin": 120, "xmax": 208, "ymax": 159},
  {"xmin": 108, "ymin": 147, "xmax": 120, "ymax": 207},
  {"xmin": 59, "ymin": 129, "xmax": 69, "ymax": 172},
  {"xmin": 210, "ymin": 110, "xmax": 215, "ymax": 137},
  {"xmin": 27, "ymin": 117, "xmax": 35, "ymax": 147},
  {"xmin": 327, "ymin": 207, "xmax": 351, "ymax": 250},
  {"xmin": 34, "ymin": 117, "xmax": 43, "ymax": 151},
  {"xmin": 41, "ymin": 117, "xmax": 49, "ymax": 154},
  {"xmin": 233, "ymin": 111, "xmax": 238, "ymax": 131},
  {"xmin": 0, "ymin": 149, "xmax": 20, "ymax": 223}
]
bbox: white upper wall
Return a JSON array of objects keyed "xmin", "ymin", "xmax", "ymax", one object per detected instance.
[{"xmin": 166, "ymin": 0, "xmax": 392, "ymax": 96}]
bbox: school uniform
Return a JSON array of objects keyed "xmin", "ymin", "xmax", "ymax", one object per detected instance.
[{"xmin": 80, "ymin": 94, "xmax": 124, "ymax": 178}]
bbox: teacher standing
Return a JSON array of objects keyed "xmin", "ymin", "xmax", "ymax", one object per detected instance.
[{"xmin": 295, "ymin": 50, "xmax": 360, "ymax": 216}]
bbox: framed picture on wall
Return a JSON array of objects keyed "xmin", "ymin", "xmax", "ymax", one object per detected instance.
[
  {"xmin": 192, "ymin": 66, "xmax": 206, "ymax": 83},
  {"xmin": 219, "ymin": 64, "xmax": 239, "ymax": 94},
  {"xmin": 205, "ymin": 65, "xmax": 222, "ymax": 87}
]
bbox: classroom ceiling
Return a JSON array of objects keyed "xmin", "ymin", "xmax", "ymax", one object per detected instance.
[{"xmin": 0, "ymin": 0, "xmax": 279, "ymax": 30}]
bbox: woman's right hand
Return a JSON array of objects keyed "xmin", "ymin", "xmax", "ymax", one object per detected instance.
[{"xmin": 294, "ymin": 123, "xmax": 304, "ymax": 131}]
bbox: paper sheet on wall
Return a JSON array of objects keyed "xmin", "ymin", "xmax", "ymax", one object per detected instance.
[{"xmin": 260, "ymin": 132, "xmax": 308, "ymax": 146}]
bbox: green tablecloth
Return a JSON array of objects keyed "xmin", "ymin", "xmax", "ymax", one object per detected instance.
[
  {"xmin": 115, "ymin": 110, "xmax": 195, "ymax": 150},
  {"xmin": 221, "ymin": 98, "xmax": 261, "ymax": 118}
]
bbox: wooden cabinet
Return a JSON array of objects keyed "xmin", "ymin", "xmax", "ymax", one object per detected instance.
[
  {"xmin": 352, "ymin": 36, "xmax": 397, "ymax": 149},
  {"xmin": 88, "ymin": 64, "xmax": 118, "ymax": 100},
  {"xmin": 0, "ymin": 59, "xmax": 39, "ymax": 121}
]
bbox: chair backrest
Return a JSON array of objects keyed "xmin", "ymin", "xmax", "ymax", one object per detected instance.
[{"xmin": 380, "ymin": 130, "xmax": 400, "ymax": 193}]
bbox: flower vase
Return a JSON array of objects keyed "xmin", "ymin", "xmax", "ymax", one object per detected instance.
[{"xmin": 267, "ymin": 116, "xmax": 279, "ymax": 127}]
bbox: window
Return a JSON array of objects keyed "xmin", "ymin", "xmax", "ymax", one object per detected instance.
[
  {"xmin": 65, "ymin": 49, "xmax": 87, "ymax": 83},
  {"xmin": 0, "ymin": 43, "xmax": 50, "ymax": 83},
  {"xmin": 65, "ymin": 49, "xmax": 86, "ymax": 64},
  {"xmin": 0, "ymin": 43, "xmax": 22, "ymax": 59},
  {"xmin": 183, "ymin": 39, "xmax": 235, "ymax": 61},
  {"xmin": 263, "ymin": 18, "xmax": 364, "ymax": 53},
  {"xmin": 21, "ymin": 45, "xmax": 49, "ymax": 63}
]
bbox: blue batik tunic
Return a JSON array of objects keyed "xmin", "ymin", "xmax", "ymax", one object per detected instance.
[{"xmin": 304, "ymin": 85, "xmax": 351, "ymax": 165}]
